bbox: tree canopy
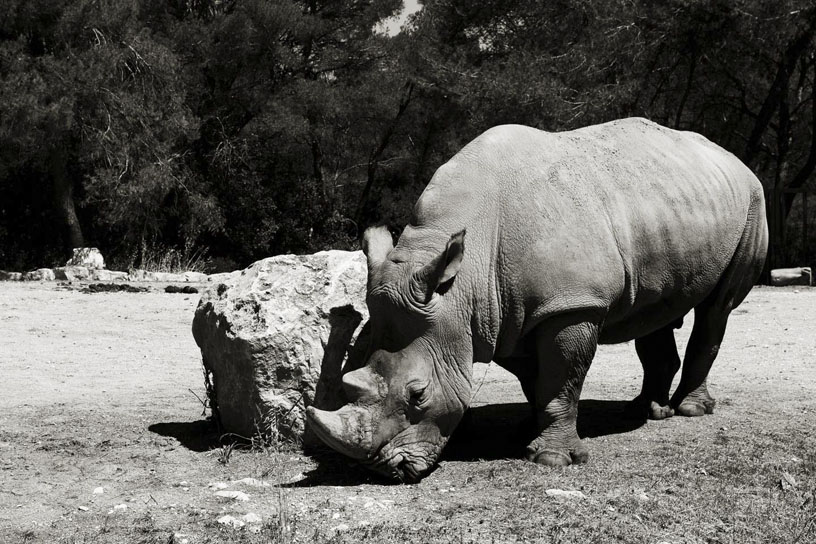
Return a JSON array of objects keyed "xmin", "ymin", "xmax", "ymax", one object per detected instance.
[{"xmin": 1, "ymin": 0, "xmax": 815, "ymax": 272}]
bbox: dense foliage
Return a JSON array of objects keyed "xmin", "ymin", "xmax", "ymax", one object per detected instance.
[{"xmin": 1, "ymin": 0, "xmax": 815, "ymax": 271}]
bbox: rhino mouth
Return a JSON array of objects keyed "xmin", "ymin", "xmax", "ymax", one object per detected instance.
[
  {"xmin": 307, "ymin": 405, "xmax": 446, "ymax": 482},
  {"xmin": 363, "ymin": 433, "xmax": 446, "ymax": 483}
]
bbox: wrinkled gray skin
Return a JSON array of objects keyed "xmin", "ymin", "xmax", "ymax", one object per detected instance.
[{"xmin": 307, "ymin": 118, "xmax": 768, "ymax": 482}]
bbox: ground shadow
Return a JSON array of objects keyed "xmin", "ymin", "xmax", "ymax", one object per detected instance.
[
  {"xmin": 148, "ymin": 420, "xmax": 223, "ymax": 452},
  {"xmin": 443, "ymin": 399, "xmax": 645, "ymax": 462},
  {"xmin": 280, "ymin": 447, "xmax": 400, "ymax": 488},
  {"xmin": 293, "ymin": 398, "xmax": 647, "ymax": 485}
]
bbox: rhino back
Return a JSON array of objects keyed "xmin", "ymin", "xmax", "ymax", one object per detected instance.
[{"xmin": 399, "ymin": 118, "xmax": 763, "ymax": 351}]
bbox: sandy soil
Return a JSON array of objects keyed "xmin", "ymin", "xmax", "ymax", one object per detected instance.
[{"xmin": 0, "ymin": 283, "xmax": 814, "ymax": 543}]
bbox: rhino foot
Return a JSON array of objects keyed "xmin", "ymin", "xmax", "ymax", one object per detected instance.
[
  {"xmin": 525, "ymin": 438, "xmax": 588, "ymax": 467},
  {"xmin": 672, "ymin": 386, "xmax": 716, "ymax": 417},
  {"xmin": 675, "ymin": 397, "xmax": 715, "ymax": 417},
  {"xmin": 624, "ymin": 396, "xmax": 674, "ymax": 420}
]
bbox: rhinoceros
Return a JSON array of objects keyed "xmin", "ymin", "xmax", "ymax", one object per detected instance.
[{"xmin": 307, "ymin": 117, "xmax": 768, "ymax": 481}]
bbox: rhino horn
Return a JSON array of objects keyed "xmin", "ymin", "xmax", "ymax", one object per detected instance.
[
  {"xmin": 306, "ymin": 405, "xmax": 372, "ymax": 460},
  {"xmin": 342, "ymin": 368, "xmax": 382, "ymax": 403},
  {"xmin": 362, "ymin": 226, "xmax": 394, "ymax": 281}
]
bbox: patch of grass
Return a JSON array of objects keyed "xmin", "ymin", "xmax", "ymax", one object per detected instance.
[{"xmin": 136, "ymin": 242, "xmax": 209, "ymax": 274}]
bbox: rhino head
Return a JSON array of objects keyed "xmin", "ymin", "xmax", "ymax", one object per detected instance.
[{"xmin": 307, "ymin": 226, "xmax": 473, "ymax": 481}]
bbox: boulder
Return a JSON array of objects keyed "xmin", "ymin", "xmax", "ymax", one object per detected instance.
[
  {"xmin": 90, "ymin": 270, "xmax": 129, "ymax": 281},
  {"xmin": 0, "ymin": 271, "xmax": 22, "ymax": 281},
  {"xmin": 192, "ymin": 250, "xmax": 369, "ymax": 446},
  {"xmin": 127, "ymin": 269, "xmax": 159, "ymax": 282},
  {"xmin": 771, "ymin": 267, "xmax": 812, "ymax": 287},
  {"xmin": 53, "ymin": 266, "xmax": 91, "ymax": 281},
  {"xmin": 23, "ymin": 268, "xmax": 56, "ymax": 281},
  {"xmin": 67, "ymin": 248, "xmax": 105, "ymax": 270},
  {"xmin": 183, "ymin": 271, "xmax": 209, "ymax": 283}
]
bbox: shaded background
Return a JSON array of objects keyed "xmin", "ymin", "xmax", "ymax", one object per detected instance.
[{"xmin": 1, "ymin": 0, "xmax": 814, "ymax": 273}]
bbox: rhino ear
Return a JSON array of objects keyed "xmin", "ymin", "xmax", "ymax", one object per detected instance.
[
  {"xmin": 362, "ymin": 226, "xmax": 394, "ymax": 281},
  {"xmin": 411, "ymin": 230, "xmax": 465, "ymax": 303}
]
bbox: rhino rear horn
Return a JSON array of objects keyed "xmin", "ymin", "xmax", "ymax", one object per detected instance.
[
  {"xmin": 411, "ymin": 230, "xmax": 465, "ymax": 303},
  {"xmin": 362, "ymin": 226, "xmax": 394, "ymax": 282}
]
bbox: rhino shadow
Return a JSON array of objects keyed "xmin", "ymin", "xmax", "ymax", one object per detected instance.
[
  {"xmin": 443, "ymin": 399, "xmax": 647, "ymax": 462},
  {"xmin": 287, "ymin": 398, "xmax": 646, "ymax": 486}
]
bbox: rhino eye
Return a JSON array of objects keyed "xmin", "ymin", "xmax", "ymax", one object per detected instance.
[{"xmin": 407, "ymin": 382, "xmax": 429, "ymax": 408}]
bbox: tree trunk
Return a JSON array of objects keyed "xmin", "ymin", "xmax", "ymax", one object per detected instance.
[
  {"xmin": 355, "ymin": 80, "xmax": 415, "ymax": 226},
  {"xmin": 742, "ymin": 15, "xmax": 816, "ymax": 166},
  {"xmin": 50, "ymin": 147, "xmax": 84, "ymax": 249}
]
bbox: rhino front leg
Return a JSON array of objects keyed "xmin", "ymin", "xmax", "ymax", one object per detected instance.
[
  {"xmin": 525, "ymin": 319, "xmax": 599, "ymax": 467},
  {"xmin": 627, "ymin": 323, "xmax": 682, "ymax": 420}
]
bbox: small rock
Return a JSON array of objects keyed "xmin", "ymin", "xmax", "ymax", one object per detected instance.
[
  {"xmin": 0, "ymin": 271, "xmax": 23, "ymax": 281},
  {"xmin": 209, "ymin": 482, "xmax": 229, "ymax": 490},
  {"xmin": 23, "ymin": 268, "xmax": 55, "ymax": 281},
  {"xmin": 93, "ymin": 487, "xmax": 104, "ymax": 495},
  {"xmin": 544, "ymin": 489, "xmax": 586, "ymax": 500},
  {"xmin": 781, "ymin": 472, "xmax": 798, "ymax": 490},
  {"xmin": 78, "ymin": 506, "xmax": 89, "ymax": 511},
  {"xmin": 217, "ymin": 514, "xmax": 245, "ymax": 529},
  {"xmin": 67, "ymin": 248, "xmax": 105, "ymax": 269},
  {"xmin": 242, "ymin": 512, "xmax": 262, "ymax": 524},
  {"xmin": 214, "ymin": 490, "xmax": 250, "ymax": 502},
  {"xmin": 232, "ymin": 477, "xmax": 270, "ymax": 488},
  {"xmin": 332, "ymin": 512, "xmax": 341, "ymax": 519},
  {"xmin": 634, "ymin": 492, "xmax": 649, "ymax": 502},
  {"xmin": 284, "ymin": 472, "xmax": 307, "ymax": 485},
  {"xmin": 332, "ymin": 523, "xmax": 350, "ymax": 532}
]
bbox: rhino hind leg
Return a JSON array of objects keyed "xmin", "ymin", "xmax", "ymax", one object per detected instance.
[
  {"xmin": 525, "ymin": 318, "xmax": 599, "ymax": 467},
  {"xmin": 672, "ymin": 194, "xmax": 767, "ymax": 417},
  {"xmin": 670, "ymin": 303, "xmax": 726, "ymax": 416},
  {"xmin": 626, "ymin": 324, "xmax": 682, "ymax": 420}
]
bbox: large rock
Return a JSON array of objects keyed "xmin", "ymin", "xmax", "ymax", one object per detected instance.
[
  {"xmin": 23, "ymin": 268, "xmax": 56, "ymax": 281},
  {"xmin": 67, "ymin": 248, "xmax": 105, "ymax": 269},
  {"xmin": 771, "ymin": 267, "xmax": 812, "ymax": 286},
  {"xmin": 0, "ymin": 271, "xmax": 22, "ymax": 281},
  {"xmin": 53, "ymin": 266, "xmax": 91, "ymax": 281},
  {"xmin": 192, "ymin": 250, "xmax": 369, "ymax": 446}
]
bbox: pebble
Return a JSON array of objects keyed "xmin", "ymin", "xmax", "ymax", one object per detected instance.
[
  {"xmin": 217, "ymin": 515, "xmax": 245, "ymax": 529},
  {"xmin": 93, "ymin": 487, "xmax": 104, "ymax": 495},
  {"xmin": 214, "ymin": 490, "xmax": 250, "ymax": 502},
  {"xmin": 232, "ymin": 477, "xmax": 270, "ymax": 488}
]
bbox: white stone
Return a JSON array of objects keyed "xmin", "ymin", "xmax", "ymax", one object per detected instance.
[
  {"xmin": 232, "ymin": 478, "xmax": 270, "ymax": 488},
  {"xmin": 183, "ymin": 271, "xmax": 209, "ymax": 282},
  {"xmin": 53, "ymin": 266, "xmax": 91, "ymax": 281},
  {"xmin": 192, "ymin": 251, "xmax": 369, "ymax": 446},
  {"xmin": 242, "ymin": 512, "xmax": 262, "ymax": 524},
  {"xmin": 217, "ymin": 515, "xmax": 245, "ymax": 529},
  {"xmin": 90, "ymin": 270, "xmax": 128, "ymax": 282},
  {"xmin": 544, "ymin": 489, "xmax": 586, "ymax": 500},
  {"xmin": 0, "ymin": 271, "xmax": 23, "ymax": 281},
  {"xmin": 214, "ymin": 490, "xmax": 250, "ymax": 501},
  {"xmin": 93, "ymin": 487, "xmax": 104, "ymax": 495},
  {"xmin": 23, "ymin": 268, "xmax": 55, "ymax": 281},
  {"xmin": 67, "ymin": 248, "xmax": 105, "ymax": 269}
]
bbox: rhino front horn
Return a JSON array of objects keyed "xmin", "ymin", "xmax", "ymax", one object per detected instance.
[{"xmin": 306, "ymin": 405, "xmax": 372, "ymax": 460}]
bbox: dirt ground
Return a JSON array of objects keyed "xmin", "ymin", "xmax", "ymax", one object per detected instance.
[{"xmin": 0, "ymin": 283, "xmax": 814, "ymax": 543}]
